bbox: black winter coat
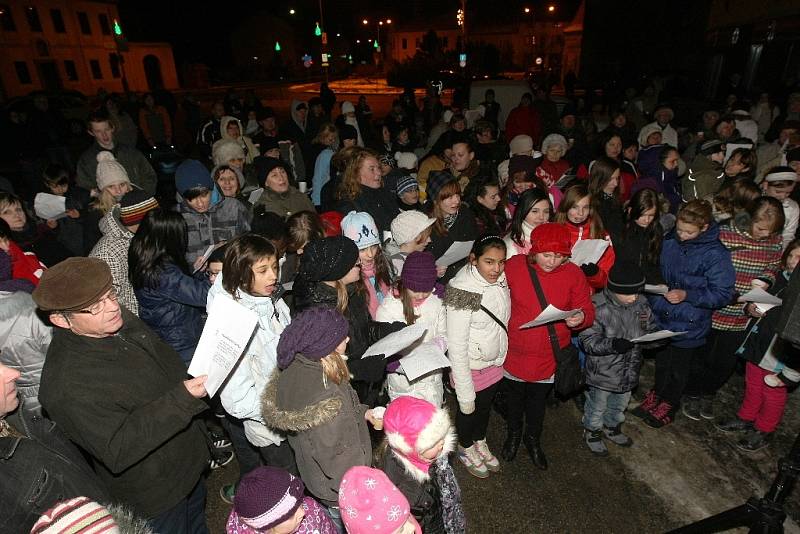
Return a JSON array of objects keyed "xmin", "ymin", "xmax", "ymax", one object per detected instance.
[
  {"xmin": 382, "ymin": 450, "xmax": 445, "ymax": 534},
  {"xmin": 613, "ymin": 223, "xmax": 664, "ymax": 285},
  {"xmin": 1, "ymin": 406, "xmax": 110, "ymax": 533},
  {"xmin": 427, "ymin": 207, "xmax": 479, "ymax": 285},
  {"xmin": 336, "ymin": 186, "xmax": 400, "ymax": 235},
  {"xmin": 39, "ymin": 309, "xmax": 210, "ymax": 519}
]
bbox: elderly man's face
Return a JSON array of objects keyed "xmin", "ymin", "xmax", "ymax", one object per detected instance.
[
  {"xmin": 655, "ymin": 109, "xmax": 671, "ymax": 125},
  {"xmin": 717, "ymin": 121, "xmax": 735, "ymax": 139},
  {"xmin": 51, "ymin": 289, "xmax": 124, "ymax": 338},
  {"xmin": 0, "ymin": 362, "xmax": 20, "ymax": 416}
]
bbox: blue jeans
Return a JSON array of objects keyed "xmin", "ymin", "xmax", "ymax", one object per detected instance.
[
  {"xmin": 148, "ymin": 478, "xmax": 209, "ymax": 534},
  {"xmin": 582, "ymin": 387, "xmax": 632, "ymax": 431},
  {"xmin": 326, "ymin": 505, "xmax": 345, "ymax": 534}
]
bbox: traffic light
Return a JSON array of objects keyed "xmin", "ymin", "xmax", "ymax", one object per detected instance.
[
  {"xmin": 112, "ymin": 18, "xmax": 128, "ymax": 51},
  {"xmin": 275, "ymin": 41, "xmax": 281, "ymax": 52},
  {"xmin": 315, "ymin": 22, "xmax": 322, "ymax": 37}
]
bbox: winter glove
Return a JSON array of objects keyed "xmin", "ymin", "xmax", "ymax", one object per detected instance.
[
  {"xmin": 348, "ymin": 355, "xmax": 387, "ymax": 383},
  {"xmin": 611, "ymin": 338, "xmax": 635, "ymax": 353},
  {"xmin": 459, "ymin": 401, "xmax": 476, "ymax": 415},
  {"xmin": 580, "ymin": 262, "xmax": 600, "ymax": 277}
]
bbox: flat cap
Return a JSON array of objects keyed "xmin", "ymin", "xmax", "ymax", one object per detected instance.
[{"xmin": 32, "ymin": 257, "xmax": 113, "ymax": 312}]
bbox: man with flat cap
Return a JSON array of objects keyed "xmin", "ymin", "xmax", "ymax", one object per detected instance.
[{"xmin": 33, "ymin": 257, "xmax": 211, "ymax": 533}]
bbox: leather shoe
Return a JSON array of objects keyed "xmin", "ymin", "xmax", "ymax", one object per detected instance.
[
  {"xmin": 523, "ymin": 434, "xmax": 548, "ymax": 470},
  {"xmin": 500, "ymin": 427, "xmax": 522, "ymax": 462}
]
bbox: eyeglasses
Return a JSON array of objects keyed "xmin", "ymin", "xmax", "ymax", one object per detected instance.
[{"xmin": 71, "ymin": 288, "xmax": 119, "ymax": 315}]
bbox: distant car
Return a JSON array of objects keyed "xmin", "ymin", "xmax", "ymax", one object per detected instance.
[{"xmin": 468, "ymin": 79, "xmax": 533, "ymax": 132}]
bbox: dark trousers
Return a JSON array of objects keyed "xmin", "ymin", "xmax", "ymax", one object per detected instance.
[
  {"xmin": 686, "ymin": 329, "xmax": 747, "ymax": 397},
  {"xmin": 455, "ymin": 380, "xmax": 501, "ymax": 448},
  {"xmin": 654, "ymin": 345, "xmax": 698, "ymax": 406},
  {"xmin": 504, "ymin": 379, "xmax": 553, "ymax": 440},
  {"xmin": 259, "ymin": 440, "xmax": 298, "ymax": 476},
  {"xmin": 149, "ymin": 477, "xmax": 208, "ymax": 534},
  {"xmin": 221, "ymin": 415, "xmax": 262, "ymax": 480}
]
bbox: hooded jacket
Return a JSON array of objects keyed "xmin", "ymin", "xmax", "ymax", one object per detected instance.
[
  {"xmin": 179, "ymin": 195, "xmax": 251, "ymax": 265},
  {"xmin": 503, "ymin": 255, "xmax": 595, "ymax": 382},
  {"xmin": 638, "ymin": 121, "xmax": 678, "ymax": 148},
  {"xmin": 39, "ymin": 309, "xmax": 210, "ymax": 519},
  {"xmin": 563, "ymin": 218, "xmax": 616, "ymax": 289},
  {"xmin": 282, "ymin": 100, "xmax": 308, "ymax": 144},
  {"xmin": 90, "ymin": 206, "xmax": 138, "ymax": 314},
  {"xmin": 76, "ymin": 143, "xmax": 157, "ymax": 196},
  {"xmin": 647, "ymin": 223, "xmax": 735, "ymax": 348},
  {"xmin": 261, "ymin": 356, "xmax": 371, "ymax": 506},
  {"xmin": 444, "ymin": 263, "xmax": 510, "ymax": 410},
  {"xmin": 0, "ymin": 291, "xmax": 51, "ymax": 417},
  {"xmin": 684, "ymin": 153, "xmax": 725, "ymax": 202},
  {"xmin": 210, "ymin": 275, "xmax": 290, "ymax": 447},
  {"xmin": 212, "ymin": 116, "xmax": 258, "ymax": 164},
  {"xmin": 579, "ymin": 289, "xmax": 659, "ymax": 393}
]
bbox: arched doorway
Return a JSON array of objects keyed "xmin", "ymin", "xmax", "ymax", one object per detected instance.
[{"xmin": 143, "ymin": 55, "xmax": 163, "ymax": 90}]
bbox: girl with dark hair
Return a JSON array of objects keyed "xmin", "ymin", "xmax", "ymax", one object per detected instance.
[
  {"xmin": 465, "ymin": 175, "xmax": 508, "ymax": 237},
  {"xmin": 502, "ymin": 188, "xmax": 552, "ymax": 259},
  {"xmin": 341, "ymin": 211, "xmax": 393, "ymax": 318},
  {"xmin": 444, "ymin": 236, "xmax": 510, "ymax": 479},
  {"xmin": 425, "ymin": 172, "xmax": 479, "ymax": 284},
  {"xmin": 614, "ymin": 188, "xmax": 665, "ymax": 283},
  {"xmin": 588, "ymin": 155, "xmax": 624, "ymax": 242},
  {"xmin": 637, "ymin": 143, "xmax": 682, "ymax": 213},
  {"xmin": 129, "ymin": 208, "xmax": 210, "ymax": 365},
  {"xmin": 554, "ymin": 183, "xmax": 616, "ymax": 289},
  {"xmin": 209, "ymin": 234, "xmax": 295, "ymax": 474}
]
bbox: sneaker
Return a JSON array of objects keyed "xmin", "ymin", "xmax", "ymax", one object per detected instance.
[
  {"xmin": 715, "ymin": 417, "xmax": 754, "ymax": 433},
  {"xmin": 209, "ymin": 429, "xmax": 232, "ymax": 449},
  {"xmin": 219, "ymin": 483, "xmax": 236, "ymax": 504},
  {"xmin": 681, "ymin": 396, "xmax": 701, "ymax": 421},
  {"xmin": 458, "ymin": 445, "xmax": 489, "ymax": 478},
  {"xmin": 736, "ymin": 429, "xmax": 773, "ymax": 452},
  {"xmin": 583, "ymin": 429, "xmax": 609, "ymax": 456},
  {"xmin": 644, "ymin": 400, "xmax": 674, "ymax": 429},
  {"xmin": 699, "ymin": 396, "xmax": 715, "ymax": 420},
  {"xmin": 631, "ymin": 390, "xmax": 658, "ymax": 419},
  {"xmin": 474, "ymin": 439, "xmax": 501, "ymax": 472},
  {"xmin": 208, "ymin": 449, "xmax": 235, "ymax": 470},
  {"xmin": 603, "ymin": 424, "xmax": 633, "ymax": 447}
]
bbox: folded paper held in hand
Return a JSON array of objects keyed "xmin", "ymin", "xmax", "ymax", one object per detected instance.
[
  {"xmin": 399, "ymin": 342, "xmax": 451, "ymax": 382},
  {"xmin": 570, "ymin": 239, "xmax": 609, "ymax": 266},
  {"xmin": 629, "ymin": 330, "xmax": 687, "ymax": 343},
  {"xmin": 738, "ymin": 287, "xmax": 783, "ymax": 307},
  {"xmin": 362, "ymin": 322, "xmax": 428, "ymax": 358},
  {"xmin": 520, "ymin": 304, "xmax": 581, "ymax": 329},
  {"xmin": 248, "ymin": 188, "xmax": 264, "ymax": 205},
  {"xmin": 192, "ymin": 242, "xmax": 225, "ymax": 273},
  {"xmin": 34, "ymin": 193, "xmax": 67, "ymax": 220},
  {"xmin": 645, "ymin": 284, "xmax": 669, "ymax": 295},
  {"xmin": 188, "ymin": 295, "xmax": 259, "ymax": 397},
  {"xmin": 435, "ymin": 240, "xmax": 475, "ymax": 267}
]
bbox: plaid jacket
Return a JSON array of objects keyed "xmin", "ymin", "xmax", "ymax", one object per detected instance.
[{"xmin": 89, "ymin": 208, "xmax": 138, "ymax": 315}]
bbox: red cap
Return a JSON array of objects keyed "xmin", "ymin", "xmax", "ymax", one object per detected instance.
[{"xmin": 529, "ymin": 223, "xmax": 572, "ymax": 256}]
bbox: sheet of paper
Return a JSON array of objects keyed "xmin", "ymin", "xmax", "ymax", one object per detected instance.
[
  {"xmin": 570, "ymin": 239, "xmax": 609, "ymax": 266},
  {"xmin": 248, "ymin": 187, "xmax": 264, "ymax": 205},
  {"xmin": 754, "ymin": 303, "xmax": 778, "ymax": 314},
  {"xmin": 399, "ymin": 342, "xmax": 451, "ymax": 382},
  {"xmin": 644, "ymin": 284, "xmax": 669, "ymax": 295},
  {"xmin": 34, "ymin": 193, "xmax": 67, "ymax": 220},
  {"xmin": 362, "ymin": 322, "xmax": 428, "ymax": 358},
  {"xmin": 630, "ymin": 330, "xmax": 687, "ymax": 343},
  {"xmin": 188, "ymin": 296, "xmax": 260, "ymax": 397},
  {"xmin": 737, "ymin": 287, "xmax": 783, "ymax": 307},
  {"xmin": 435, "ymin": 240, "xmax": 475, "ymax": 267},
  {"xmin": 519, "ymin": 304, "xmax": 581, "ymax": 329},
  {"xmin": 192, "ymin": 243, "xmax": 226, "ymax": 273}
]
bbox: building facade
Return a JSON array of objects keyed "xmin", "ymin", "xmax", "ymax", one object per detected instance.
[{"xmin": 0, "ymin": 0, "xmax": 178, "ymax": 101}]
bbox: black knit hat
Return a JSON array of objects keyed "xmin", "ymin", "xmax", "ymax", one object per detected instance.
[
  {"xmin": 255, "ymin": 157, "xmax": 290, "ymax": 187},
  {"xmin": 425, "ymin": 171, "xmax": 458, "ymax": 203},
  {"xmin": 298, "ymin": 236, "xmax": 359, "ymax": 283},
  {"xmin": 339, "ymin": 124, "xmax": 358, "ymax": 141},
  {"xmin": 607, "ymin": 261, "xmax": 646, "ymax": 295}
]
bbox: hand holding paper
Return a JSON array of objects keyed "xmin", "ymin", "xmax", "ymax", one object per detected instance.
[
  {"xmin": 738, "ymin": 287, "xmax": 782, "ymax": 307},
  {"xmin": 570, "ymin": 239, "xmax": 609, "ymax": 266},
  {"xmin": 399, "ymin": 342, "xmax": 451, "ymax": 382},
  {"xmin": 34, "ymin": 193, "xmax": 67, "ymax": 220},
  {"xmin": 644, "ymin": 284, "xmax": 669, "ymax": 295},
  {"xmin": 520, "ymin": 304, "xmax": 582, "ymax": 329},
  {"xmin": 362, "ymin": 322, "xmax": 428, "ymax": 358},
  {"xmin": 629, "ymin": 330, "xmax": 687, "ymax": 343}
]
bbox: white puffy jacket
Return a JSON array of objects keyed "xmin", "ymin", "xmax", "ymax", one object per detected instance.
[
  {"xmin": 444, "ymin": 264, "xmax": 510, "ymax": 412},
  {"xmin": 376, "ymin": 292, "xmax": 446, "ymax": 406}
]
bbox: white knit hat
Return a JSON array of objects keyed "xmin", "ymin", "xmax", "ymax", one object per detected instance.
[
  {"xmin": 212, "ymin": 139, "xmax": 246, "ymax": 166},
  {"xmin": 95, "ymin": 151, "xmax": 130, "ymax": 191},
  {"xmin": 341, "ymin": 101, "xmax": 355, "ymax": 114},
  {"xmin": 390, "ymin": 211, "xmax": 436, "ymax": 246},
  {"xmin": 394, "ymin": 151, "xmax": 418, "ymax": 170}
]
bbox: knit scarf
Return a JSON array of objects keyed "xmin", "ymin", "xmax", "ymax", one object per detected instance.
[
  {"xmin": 431, "ymin": 455, "xmax": 466, "ymax": 534},
  {"xmin": 443, "ymin": 212, "xmax": 458, "ymax": 230},
  {"xmin": 360, "ymin": 263, "xmax": 385, "ymax": 318}
]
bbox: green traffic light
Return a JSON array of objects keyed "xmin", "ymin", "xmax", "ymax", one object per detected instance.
[
  {"xmin": 314, "ymin": 22, "xmax": 322, "ymax": 37},
  {"xmin": 113, "ymin": 19, "xmax": 122, "ymax": 36},
  {"xmin": 373, "ymin": 39, "xmax": 378, "ymax": 49},
  {"xmin": 275, "ymin": 41, "xmax": 281, "ymax": 52}
]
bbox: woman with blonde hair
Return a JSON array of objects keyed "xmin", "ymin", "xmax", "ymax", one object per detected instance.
[{"xmin": 335, "ymin": 146, "xmax": 399, "ymax": 233}]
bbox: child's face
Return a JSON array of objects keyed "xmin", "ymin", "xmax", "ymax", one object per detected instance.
[
  {"xmin": 411, "ymin": 231, "xmax": 431, "ymax": 252},
  {"xmin": 470, "ymin": 247, "xmax": 506, "ymax": 283},
  {"xmin": 106, "ymin": 182, "xmax": 131, "ymax": 201},
  {"xmin": 603, "ymin": 170, "xmax": 620, "ymax": 195},
  {"xmin": 186, "ymin": 191, "xmax": 212, "ymax": 213},
  {"xmin": 392, "ymin": 518, "xmax": 418, "ymax": 534},
  {"xmin": 634, "ymin": 207, "xmax": 657, "ymax": 228},
  {"xmin": 724, "ymin": 155, "xmax": 748, "ymax": 176},
  {"xmin": 358, "ymin": 245, "xmax": 378, "ymax": 270},
  {"xmin": 47, "ymin": 181, "xmax": 68, "ymax": 196},
  {"xmin": 205, "ymin": 261, "xmax": 223, "ymax": 284},
  {"xmin": 0, "ymin": 201, "xmax": 26, "ymax": 231},
  {"xmin": 613, "ymin": 292, "xmax": 638, "ymax": 305},
  {"xmin": 751, "ymin": 220, "xmax": 775, "ymax": 240},
  {"xmin": 477, "ymin": 185, "xmax": 501, "ymax": 211},
  {"xmin": 334, "ymin": 336, "xmax": 350, "ymax": 355},
  {"xmin": 785, "ymin": 247, "xmax": 800, "ymax": 273},
  {"xmin": 408, "ymin": 290, "xmax": 432, "ymax": 307},
  {"xmin": 250, "ymin": 256, "xmax": 278, "ymax": 297},
  {"xmin": 271, "ymin": 504, "xmax": 306, "ymax": 534},
  {"xmin": 567, "ymin": 195, "xmax": 591, "ymax": 225},
  {"xmin": 419, "ymin": 438, "xmax": 445, "ymax": 461},
  {"xmin": 763, "ymin": 181, "xmax": 795, "ymax": 202},
  {"xmin": 675, "ymin": 220, "xmax": 707, "ymax": 242},
  {"xmin": 400, "ymin": 188, "xmax": 420, "ymax": 206},
  {"xmin": 525, "ymin": 200, "xmax": 551, "ymax": 229},
  {"xmin": 533, "ymin": 252, "xmax": 567, "ymax": 272}
]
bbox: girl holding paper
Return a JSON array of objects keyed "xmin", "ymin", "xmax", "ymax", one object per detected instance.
[
  {"xmin": 503, "ymin": 188, "xmax": 553, "ymax": 259},
  {"xmin": 554, "ymin": 183, "xmax": 615, "ymax": 290},
  {"xmin": 683, "ymin": 197, "xmax": 784, "ymax": 422}
]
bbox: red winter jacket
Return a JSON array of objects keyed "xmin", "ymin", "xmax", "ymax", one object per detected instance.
[
  {"xmin": 563, "ymin": 219, "xmax": 615, "ymax": 289},
  {"xmin": 503, "ymin": 255, "xmax": 594, "ymax": 382},
  {"xmin": 504, "ymin": 106, "xmax": 542, "ymax": 147},
  {"xmin": 6, "ymin": 240, "xmax": 44, "ymax": 286}
]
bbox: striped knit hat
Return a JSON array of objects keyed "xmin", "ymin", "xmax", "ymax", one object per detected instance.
[
  {"xmin": 119, "ymin": 190, "xmax": 159, "ymax": 227},
  {"xmin": 31, "ymin": 497, "xmax": 119, "ymax": 534},
  {"xmin": 234, "ymin": 467, "xmax": 305, "ymax": 530}
]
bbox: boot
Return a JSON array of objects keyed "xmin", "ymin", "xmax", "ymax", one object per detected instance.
[
  {"xmin": 500, "ymin": 426, "xmax": 522, "ymax": 462},
  {"xmin": 630, "ymin": 389, "xmax": 658, "ymax": 419},
  {"xmin": 523, "ymin": 433, "xmax": 548, "ymax": 470}
]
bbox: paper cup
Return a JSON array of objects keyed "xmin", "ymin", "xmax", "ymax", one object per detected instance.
[
  {"xmin": 298, "ymin": 181, "xmax": 308, "ymax": 193},
  {"xmin": 371, "ymin": 406, "xmax": 386, "ymax": 430}
]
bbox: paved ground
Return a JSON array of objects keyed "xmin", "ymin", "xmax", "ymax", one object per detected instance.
[{"xmin": 205, "ymin": 358, "xmax": 800, "ymax": 533}]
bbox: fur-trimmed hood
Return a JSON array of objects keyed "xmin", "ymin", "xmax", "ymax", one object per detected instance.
[{"xmin": 105, "ymin": 503, "xmax": 155, "ymax": 534}]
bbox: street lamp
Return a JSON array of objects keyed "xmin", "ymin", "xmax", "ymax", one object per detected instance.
[
  {"xmin": 548, "ymin": 4, "xmax": 555, "ymax": 12},
  {"xmin": 362, "ymin": 19, "xmax": 368, "ymax": 25},
  {"xmin": 289, "ymin": 8, "xmax": 295, "ymax": 14},
  {"xmin": 524, "ymin": 7, "xmax": 530, "ymax": 13}
]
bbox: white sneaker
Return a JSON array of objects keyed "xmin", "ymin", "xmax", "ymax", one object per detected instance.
[
  {"xmin": 458, "ymin": 444, "xmax": 489, "ymax": 478},
  {"xmin": 474, "ymin": 439, "xmax": 501, "ymax": 472}
]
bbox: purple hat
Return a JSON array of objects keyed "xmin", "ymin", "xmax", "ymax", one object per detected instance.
[
  {"xmin": 277, "ymin": 307, "xmax": 349, "ymax": 369},
  {"xmin": 233, "ymin": 467, "xmax": 305, "ymax": 530},
  {"xmin": 401, "ymin": 251, "xmax": 438, "ymax": 293}
]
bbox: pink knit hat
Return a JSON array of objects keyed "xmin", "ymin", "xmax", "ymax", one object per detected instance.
[
  {"xmin": 384, "ymin": 396, "xmax": 452, "ymax": 476},
  {"xmin": 339, "ymin": 466, "xmax": 421, "ymax": 534}
]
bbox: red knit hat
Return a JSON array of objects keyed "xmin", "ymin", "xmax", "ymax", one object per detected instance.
[{"xmin": 529, "ymin": 223, "xmax": 572, "ymax": 256}]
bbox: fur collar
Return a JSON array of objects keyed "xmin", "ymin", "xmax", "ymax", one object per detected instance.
[
  {"xmin": 260, "ymin": 369, "xmax": 342, "ymax": 432},
  {"xmin": 387, "ymin": 427, "xmax": 457, "ymax": 483}
]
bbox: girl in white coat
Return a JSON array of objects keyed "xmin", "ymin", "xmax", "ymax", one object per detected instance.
[{"xmin": 376, "ymin": 251, "xmax": 447, "ymax": 406}]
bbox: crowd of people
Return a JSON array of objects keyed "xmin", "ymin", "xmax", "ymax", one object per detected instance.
[{"xmin": 2, "ymin": 80, "xmax": 800, "ymax": 534}]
